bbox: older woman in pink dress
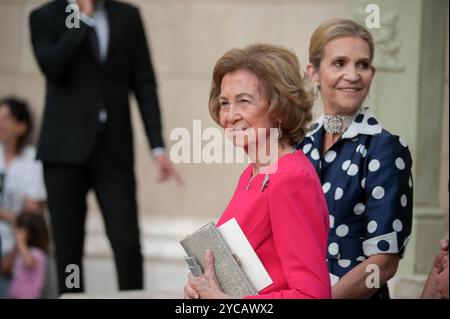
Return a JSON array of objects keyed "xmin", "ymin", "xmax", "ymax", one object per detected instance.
[{"xmin": 183, "ymin": 43, "xmax": 331, "ymax": 299}]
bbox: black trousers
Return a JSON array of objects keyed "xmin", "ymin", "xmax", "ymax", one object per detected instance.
[{"xmin": 43, "ymin": 133, "xmax": 143, "ymax": 294}]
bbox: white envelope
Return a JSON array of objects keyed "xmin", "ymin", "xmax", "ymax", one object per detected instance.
[{"xmin": 217, "ymin": 218, "xmax": 273, "ymax": 292}]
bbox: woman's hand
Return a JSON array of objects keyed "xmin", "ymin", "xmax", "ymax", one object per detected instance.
[
  {"xmin": 421, "ymin": 239, "xmax": 449, "ymax": 299},
  {"xmin": 433, "ymin": 239, "xmax": 449, "ymax": 272},
  {"xmin": 184, "ymin": 280, "xmax": 199, "ymax": 299},
  {"xmin": 435, "ymin": 255, "xmax": 449, "ymax": 299},
  {"xmin": 184, "ymin": 250, "xmax": 231, "ymax": 299}
]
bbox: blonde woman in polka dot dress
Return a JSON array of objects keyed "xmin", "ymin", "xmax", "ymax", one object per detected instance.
[{"xmin": 298, "ymin": 19, "xmax": 413, "ymax": 299}]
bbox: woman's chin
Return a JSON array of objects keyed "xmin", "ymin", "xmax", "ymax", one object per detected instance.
[{"xmin": 334, "ymin": 103, "xmax": 363, "ymax": 115}]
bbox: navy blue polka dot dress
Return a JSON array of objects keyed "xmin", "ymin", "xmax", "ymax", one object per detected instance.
[{"xmin": 297, "ymin": 107, "xmax": 413, "ymax": 297}]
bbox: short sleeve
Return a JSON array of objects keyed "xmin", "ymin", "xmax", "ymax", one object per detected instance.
[
  {"xmin": 22, "ymin": 149, "xmax": 47, "ymax": 201},
  {"xmin": 26, "ymin": 160, "xmax": 47, "ymax": 201},
  {"xmin": 248, "ymin": 169, "xmax": 331, "ymax": 299},
  {"xmin": 362, "ymin": 134, "xmax": 413, "ymax": 258}
]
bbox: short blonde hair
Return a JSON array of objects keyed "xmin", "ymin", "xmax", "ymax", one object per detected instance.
[
  {"xmin": 209, "ymin": 43, "xmax": 314, "ymax": 146},
  {"xmin": 309, "ymin": 19, "xmax": 375, "ymax": 69}
]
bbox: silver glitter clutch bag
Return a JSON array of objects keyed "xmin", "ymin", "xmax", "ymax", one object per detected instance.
[{"xmin": 180, "ymin": 222, "xmax": 257, "ymax": 298}]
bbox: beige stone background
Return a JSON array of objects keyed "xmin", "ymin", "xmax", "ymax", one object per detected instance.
[{"xmin": 0, "ymin": 0, "xmax": 448, "ymax": 297}]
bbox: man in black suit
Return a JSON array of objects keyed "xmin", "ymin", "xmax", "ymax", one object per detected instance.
[{"xmin": 29, "ymin": 0, "xmax": 180, "ymax": 294}]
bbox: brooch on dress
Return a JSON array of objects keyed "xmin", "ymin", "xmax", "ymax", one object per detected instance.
[
  {"xmin": 323, "ymin": 114, "xmax": 353, "ymax": 134},
  {"xmin": 260, "ymin": 174, "xmax": 270, "ymax": 192},
  {"xmin": 246, "ymin": 173, "xmax": 270, "ymax": 192}
]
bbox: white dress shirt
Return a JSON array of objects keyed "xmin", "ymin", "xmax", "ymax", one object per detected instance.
[{"xmin": 66, "ymin": 0, "xmax": 165, "ymax": 156}]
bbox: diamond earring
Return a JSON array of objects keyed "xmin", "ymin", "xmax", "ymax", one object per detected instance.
[{"xmin": 277, "ymin": 122, "xmax": 283, "ymax": 139}]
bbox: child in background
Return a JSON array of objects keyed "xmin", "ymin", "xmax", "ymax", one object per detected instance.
[
  {"xmin": 7, "ymin": 211, "xmax": 49, "ymax": 299},
  {"xmin": 0, "ymin": 97, "xmax": 47, "ymax": 297}
]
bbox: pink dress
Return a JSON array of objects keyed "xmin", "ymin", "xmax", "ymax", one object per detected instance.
[
  {"xmin": 7, "ymin": 247, "xmax": 47, "ymax": 299},
  {"xmin": 217, "ymin": 150, "xmax": 331, "ymax": 298}
]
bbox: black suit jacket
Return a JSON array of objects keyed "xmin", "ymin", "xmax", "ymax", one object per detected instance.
[{"xmin": 30, "ymin": 0, "xmax": 164, "ymax": 165}]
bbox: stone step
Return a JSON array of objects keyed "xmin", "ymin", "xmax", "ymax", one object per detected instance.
[
  {"xmin": 82, "ymin": 257, "xmax": 187, "ymax": 298},
  {"xmin": 388, "ymin": 275, "xmax": 428, "ymax": 299},
  {"xmin": 85, "ymin": 213, "xmax": 214, "ymax": 260}
]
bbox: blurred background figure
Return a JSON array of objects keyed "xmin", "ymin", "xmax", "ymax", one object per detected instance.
[
  {"xmin": 0, "ymin": 97, "xmax": 47, "ymax": 298},
  {"xmin": 29, "ymin": 0, "xmax": 180, "ymax": 295},
  {"xmin": 6, "ymin": 211, "xmax": 49, "ymax": 299}
]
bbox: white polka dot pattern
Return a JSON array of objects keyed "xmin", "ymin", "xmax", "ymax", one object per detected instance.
[
  {"xmin": 367, "ymin": 220, "xmax": 378, "ymax": 233},
  {"xmin": 303, "ymin": 143, "xmax": 312, "ymax": 154},
  {"xmin": 342, "ymin": 160, "xmax": 351, "ymax": 171},
  {"xmin": 347, "ymin": 164, "xmax": 359, "ymax": 176},
  {"xmin": 372, "ymin": 186, "xmax": 385, "ymax": 199},
  {"xmin": 395, "ymin": 157, "xmax": 405, "ymax": 170},
  {"xmin": 336, "ymin": 224, "xmax": 349, "ymax": 237},
  {"xmin": 328, "ymin": 242, "xmax": 339, "ymax": 255},
  {"xmin": 393, "ymin": 219, "xmax": 403, "ymax": 232},
  {"xmin": 353, "ymin": 203, "xmax": 365, "ymax": 215},
  {"xmin": 324, "ymin": 151, "xmax": 337, "ymax": 163},
  {"xmin": 335, "ymin": 187, "xmax": 344, "ymax": 200},
  {"xmin": 368, "ymin": 159, "xmax": 380, "ymax": 172},
  {"xmin": 400, "ymin": 194, "xmax": 407, "ymax": 207},
  {"xmin": 399, "ymin": 137, "xmax": 408, "ymax": 147},
  {"xmin": 311, "ymin": 148, "xmax": 320, "ymax": 160},
  {"xmin": 338, "ymin": 259, "xmax": 351, "ymax": 268}
]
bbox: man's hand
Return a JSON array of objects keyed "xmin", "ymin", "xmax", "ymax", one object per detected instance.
[
  {"xmin": 153, "ymin": 154, "xmax": 183, "ymax": 185},
  {"xmin": 76, "ymin": 0, "xmax": 94, "ymax": 16}
]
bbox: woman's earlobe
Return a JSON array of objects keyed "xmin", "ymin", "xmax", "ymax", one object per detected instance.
[
  {"xmin": 306, "ymin": 63, "xmax": 320, "ymax": 84},
  {"xmin": 306, "ymin": 64, "xmax": 315, "ymax": 79}
]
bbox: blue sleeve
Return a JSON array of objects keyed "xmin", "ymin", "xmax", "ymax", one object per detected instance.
[{"xmin": 362, "ymin": 133, "xmax": 413, "ymax": 258}]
